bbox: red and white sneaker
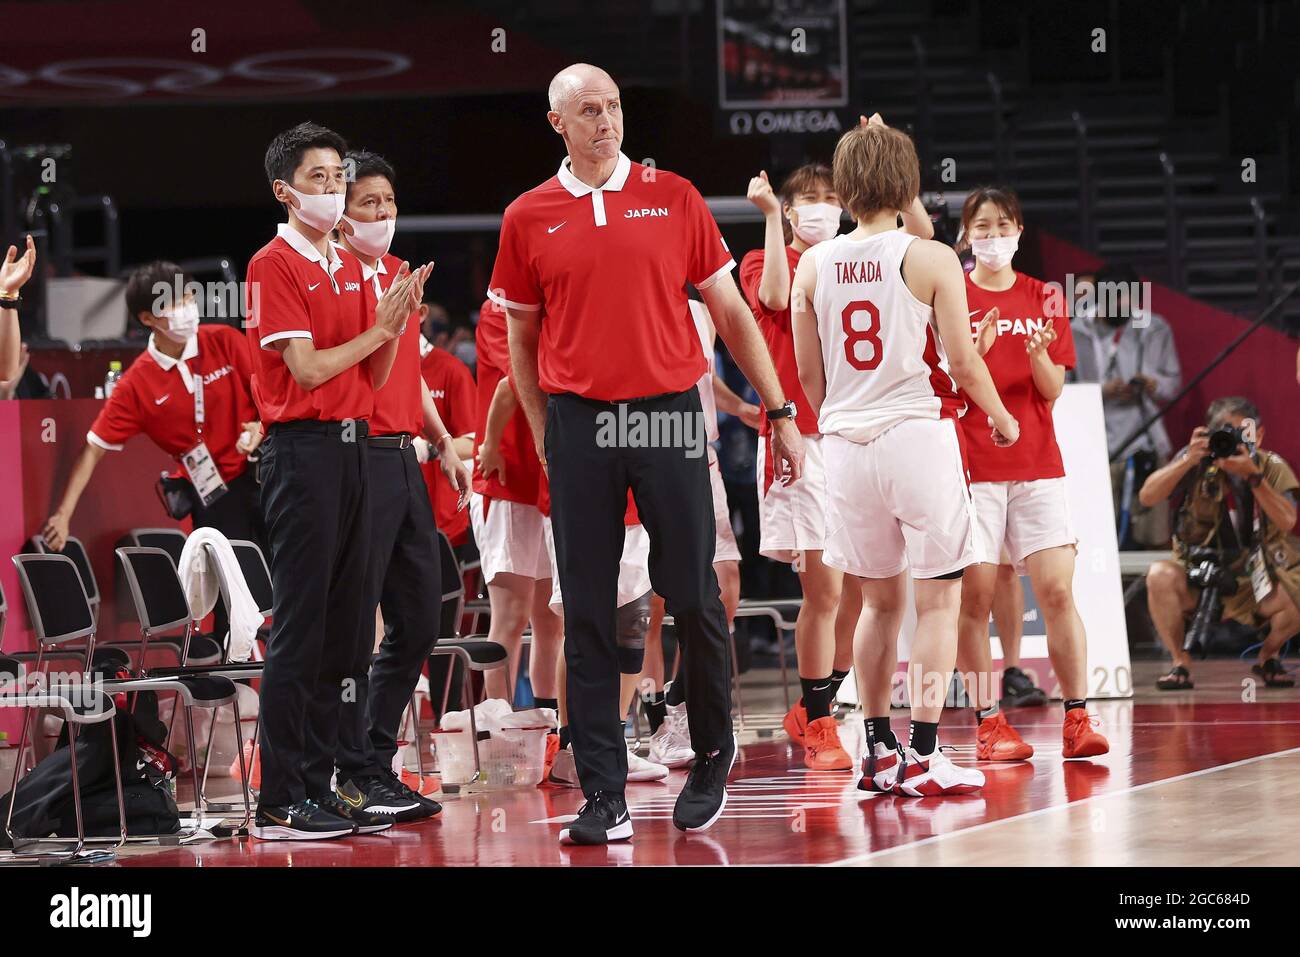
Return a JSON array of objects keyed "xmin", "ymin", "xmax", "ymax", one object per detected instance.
[
  {"xmin": 976, "ymin": 711, "xmax": 1034, "ymax": 761},
  {"xmin": 782, "ymin": 700, "xmax": 809, "ymax": 747},
  {"xmin": 1062, "ymin": 709, "xmax": 1110, "ymax": 759},
  {"xmin": 894, "ymin": 747, "xmax": 985, "ymax": 797},
  {"xmin": 855, "ymin": 741, "xmax": 903, "ymax": 794}
]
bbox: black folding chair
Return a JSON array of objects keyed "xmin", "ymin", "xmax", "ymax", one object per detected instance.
[
  {"xmin": 11, "ymin": 552, "xmax": 247, "ymax": 839},
  {"xmin": 126, "ymin": 528, "xmax": 187, "ymax": 569},
  {"xmin": 411, "ymin": 531, "xmax": 508, "ymax": 789},
  {"xmin": 0, "ymin": 654, "xmax": 124, "ymax": 865},
  {"xmin": 113, "ymin": 547, "xmax": 251, "ymax": 829}
]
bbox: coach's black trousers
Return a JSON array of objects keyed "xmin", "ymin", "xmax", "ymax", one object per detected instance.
[
  {"xmin": 546, "ymin": 389, "xmax": 731, "ymax": 798},
  {"xmin": 336, "ymin": 441, "xmax": 443, "ymax": 780},
  {"xmin": 256, "ymin": 420, "xmax": 371, "ymax": 807},
  {"xmin": 191, "ymin": 467, "xmax": 266, "ymax": 650}
]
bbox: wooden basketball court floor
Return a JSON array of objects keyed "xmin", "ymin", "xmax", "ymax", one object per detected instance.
[{"xmin": 110, "ymin": 659, "xmax": 1300, "ymax": 867}]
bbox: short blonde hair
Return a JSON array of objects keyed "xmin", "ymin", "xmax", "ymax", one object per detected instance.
[{"xmin": 831, "ymin": 125, "xmax": 920, "ymax": 221}]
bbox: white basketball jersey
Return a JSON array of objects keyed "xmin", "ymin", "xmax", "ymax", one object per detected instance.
[
  {"xmin": 809, "ymin": 230, "xmax": 963, "ymax": 444},
  {"xmin": 689, "ymin": 300, "xmax": 720, "ymax": 443}
]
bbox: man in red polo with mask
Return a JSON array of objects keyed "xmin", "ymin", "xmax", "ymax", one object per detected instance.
[
  {"xmin": 492, "ymin": 64, "xmax": 804, "ymax": 845},
  {"xmin": 245, "ymin": 122, "xmax": 427, "ymax": 841}
]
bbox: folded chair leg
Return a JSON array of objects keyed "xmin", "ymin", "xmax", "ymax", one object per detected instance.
[
  {"xmin": 3, "ymin": 696, "xmax": 35, "ymax": 846},
  {"xmin": 183, "ymin": 704, "xmax": 203, "ymax": 822},
  {"xmin": 728, "ymin": 629, "xmax": 746, "ymax": 732},
  {"xmin": 230, "ymin": 699, "xmax": 251, "ymax": 832},
  {"xmin": 409, "ymin": 694, "xmax": 426, "ymax": 779},
  {"xmin": 65, "ymin": 725, "xmax": 87, "ymax": 859},
  {"xmin": 106, "ymin": 715, "xmax": 128, "ymax": 850}
]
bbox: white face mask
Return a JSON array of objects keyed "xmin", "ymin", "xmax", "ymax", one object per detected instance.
[
  {"xmin": 791, "ymin": 202, "xmax": 842, "ymax": 245},
  {"xmin": 158, "ymin": 301, "xmax": 200, "ymax": 342},
  {"xmin": 970, "ymin": 234, "xmax": 1019, "ymax": 271},
  {"xmin": 341, "ymin": 215, "xmax": 396, "ymax": 259},
  {"xmin": 283, "ymin": 184, "xmax": 345, "ymax": 233}
]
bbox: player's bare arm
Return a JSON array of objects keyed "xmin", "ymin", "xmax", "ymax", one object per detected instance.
[
  {"xmin": 505, "ymin": 307, "xmax": 548, "ymax": 467},
  {"xmin": 1025, "ymin": 321, "xmax": 1065, "ymax": 401},
  {"xmin": 701, "ymin": 274, "xmax": 804, "ymax": 483},
  {"xmin": 900, "ymin": 196, "xmax": 934, "ymax": 240},
  {"xmin": 906, "ymin": 239, "xmax": 1019, "ymax": 446},
  {"xmin": 479, "ymin": 374, "xmax": 519, "ymax": 483},
  {"xmin": 711, "ymin": 373, "xmax": 762, "ymax": 429},
  {"xmin": 746, "ymin": 170, "xmax": 790, "ymax": 312},
  {"xmin": 421, "ymin": 385, "xmax": 470, "ymax": 509},
  {"xmin": 0, "ymin": 234, "xmax": 36, "ymax": 381},
  {"xmin": 789, "ymin": 250, "xmax": 827, "ymax": 417}
]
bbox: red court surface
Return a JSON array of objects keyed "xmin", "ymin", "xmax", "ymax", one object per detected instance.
[{"xmin": 115, "ymin": 695, "xmax": 1300, "ymax": 868}]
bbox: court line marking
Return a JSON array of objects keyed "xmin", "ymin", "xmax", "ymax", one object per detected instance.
[{"xmin": 827, "ymin": 744, "xmax": 1300, "ymax": 867}]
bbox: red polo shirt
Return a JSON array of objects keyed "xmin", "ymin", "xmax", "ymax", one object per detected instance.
[
  {"xmin": 959, "ymin": 272, "xmax": 1075, "ymax": 482},
  {"xmin": 739, "ymin": 245, "xmax": 820, "ymax": 436},
  {"xmin": 366, "ymin": 252, "xmax": 423, "ymax": 437},
  {"xmin": 487, "ymin": 152, "xmax": 734, "ymax": 401},
  {"xmin": 88, "ymin": 325, "xmax": 257, "ymax": 482},
  {"xmin": 472, "ymin": 298, "xmax": 544, "ymax": 507},
  {"xmin": 421, "ymin": 342, "xmax": 476, "ymax": 545},
  {"xmin": 245, "ymin": 224, "xmax": 374, "ymax": 424}
]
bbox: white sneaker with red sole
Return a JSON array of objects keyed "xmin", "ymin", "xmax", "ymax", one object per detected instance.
[
  {"xmin": 894, "ymin": 747, "xmax": 985, "ymax": 797},
  {"xmin": 856, "ymin": 741, "xmax": 903, "ymax": 794}
]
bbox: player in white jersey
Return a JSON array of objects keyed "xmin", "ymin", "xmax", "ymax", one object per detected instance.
[
  {"xmin": 790, "ymin": 120, "xmax": 1020, "ymax": 796},
  {"xmin": 639, "ymin": 297, "xmax": 758, "ymax": 769}
]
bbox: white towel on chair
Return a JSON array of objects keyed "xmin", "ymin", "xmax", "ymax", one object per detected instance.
[{"xmin": 177, "ymin": 528, "xmax": 263, "ymax": 662}]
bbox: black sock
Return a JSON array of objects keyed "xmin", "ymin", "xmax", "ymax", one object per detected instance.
[
  {"xmin": 866, "ymin": 716, "xmax": 898, "ymax": 750},
  {"xmin": 1064, "ymin": 698, "xmax": 1086, "ymax": 714},
  {"xmin": 559, "ymin": 726, "xmax": 571, "ymax": 750},
  {"xmin": 976, "ymin": 702, "xmax": 1000, "ymax": 725},
  {"xmin": 535, "ymin": 696, "xmax": 558, "ymax": 713},
  {"xmin": 909, "ymin": 720, "xmax": 939, "ymax": 756},
  {"xmin": 665, "ymin": 678, "xmax": 686, "ymax": 707},
  {"xmin": 829, "ymin": 669, "xmax": 851, "ymax": 702},
  {"xmin": 644, "ymin": 691, "xmax": 667, "ymax": 732},
  {"xmin": 801, "ymin": 676, "xmax": 834, "ymax": 721}
]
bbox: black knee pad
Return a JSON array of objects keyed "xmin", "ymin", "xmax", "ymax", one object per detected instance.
[{"xmin": 617, "ymin": 591, "xmax": 651, "ymax": 674}]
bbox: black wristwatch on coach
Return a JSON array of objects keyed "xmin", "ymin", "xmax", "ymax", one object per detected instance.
[{"xmin": 766, "ymin": 400, "xmax": 796, "ymax": 422}]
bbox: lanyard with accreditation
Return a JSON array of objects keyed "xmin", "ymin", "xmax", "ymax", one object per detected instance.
[{"xmin": 179, "ymin": 369, "xmax": 229, "ymax": 508}]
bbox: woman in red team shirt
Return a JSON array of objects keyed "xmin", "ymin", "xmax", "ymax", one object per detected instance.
[{"xmin": 954, "ymin": 187, "xmax": 1109, "ymax": 761}]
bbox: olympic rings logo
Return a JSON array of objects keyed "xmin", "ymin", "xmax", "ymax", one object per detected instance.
[{"xmin": 0, "ymin": 49, "xmax": 413, "ymax": 100}]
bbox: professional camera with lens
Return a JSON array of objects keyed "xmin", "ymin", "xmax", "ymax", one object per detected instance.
[
  {"xmin": 1182, "ymin": 545, "xmax": 1240, "ymax": 658},
  {"xmin": 1206, "ymin": 424, "xmax": 1250, "ymax": 461}
]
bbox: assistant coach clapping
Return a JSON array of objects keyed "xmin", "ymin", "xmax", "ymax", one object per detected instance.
[{"xmin": 490, "ymin": 63, "xmax": 804, "ymax": 845}]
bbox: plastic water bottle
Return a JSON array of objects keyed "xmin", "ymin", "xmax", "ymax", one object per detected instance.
[{"xmin": 103, "ymin": 360, "xmax": 123, "ymax": 397}]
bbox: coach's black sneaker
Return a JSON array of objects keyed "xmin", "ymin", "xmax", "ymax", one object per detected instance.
[
  {"xmin": 673, "ymin": 732, "xmax": 737, "ymax": 832},
  {"xmin": 559, "ymin": 791, "xmax": 633, "ymax": 845},
  {"xmin": 325, "ymin": 785, "xmax": 398, "ymax": 833},
  {"xmin": 377, "ymin": 769, "xmax": 443, "ymax": 820},
  {"xmin": 252, "ymin": 799, "xmax": 357, "ymax": 841},
  {"xmin": 1001, "ymin": 667, "xmax": 1048, "ymax": 708}
]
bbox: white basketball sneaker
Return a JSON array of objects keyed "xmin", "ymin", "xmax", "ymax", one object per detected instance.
[
  {"xmin": 648, "ymin": 702, "xmax": 695, "ymax": 768},
  {"xmin": 626, "ymin": 747, "xmax": 670, "ymax": 782},
  {"xmin": 894, "ymin": 747, "xmax": 985, "ymax": 797},
  {"xmin": 855, "ymin": 741, "xmax": 903, "ymax": 794},
  {"xmin": 548, "ymin": 746, "xmax": 580, "ymax": 788}
]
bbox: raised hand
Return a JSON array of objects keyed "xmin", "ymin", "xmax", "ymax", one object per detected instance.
[
  {"xmin": 973, "ymin": 306, "xmax": 999, "ymax": 356},
  {"xmin": 0, "ymin": 235, "xmax": 36, "ymax": 296},
  {"xmin": 746, "ymin": 171, "xmax": 781, "ymax": 217}
]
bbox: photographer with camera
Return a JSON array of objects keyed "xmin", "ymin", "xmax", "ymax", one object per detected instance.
[
  {"xmin": 1141, "ymin": 397, "xmax": 1300, "ymax": 690},
  {"xmin": 1070, "ymin": 263, "xmax": 1183, "ymax": 549}
]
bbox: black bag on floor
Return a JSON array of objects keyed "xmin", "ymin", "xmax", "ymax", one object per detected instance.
[
  {"xmin": 0, "ymin": 686, "xmax": 179, "ymax": 847},
  {"xmin": 54, "ymin": 777, "xmax": 180, "ymax": 838}
]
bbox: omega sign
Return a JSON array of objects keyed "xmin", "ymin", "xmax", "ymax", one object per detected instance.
[
  {"xmin": 727, "ymin": 109, "xmax": 844, "ymax": 136},
  {"xmin": 0, "ymin": 50, "xmax": 412, "ymax": 100}
]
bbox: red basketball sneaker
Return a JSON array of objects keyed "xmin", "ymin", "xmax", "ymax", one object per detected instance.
[
  {"xmin": 803, "ymin": 716, "xmax": 853, "ymax": 771},
  {"xmin": 1062, "ymin": 709, "xmax": 1110, "ymax": 759},
  {"xmin": 856, "ymin": 741, "xmax": 902, "ymax": 794},
  {"xmin": 782, "ymin": 700, "xmax": 809, "ymax": 747},
  {"xmin": 976, "ymin": 711, "xmax": 1034, "ymax": 761},
  {"xmin": 895, "ymin": 748, "xmax": 985, "ymax": 797}
]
